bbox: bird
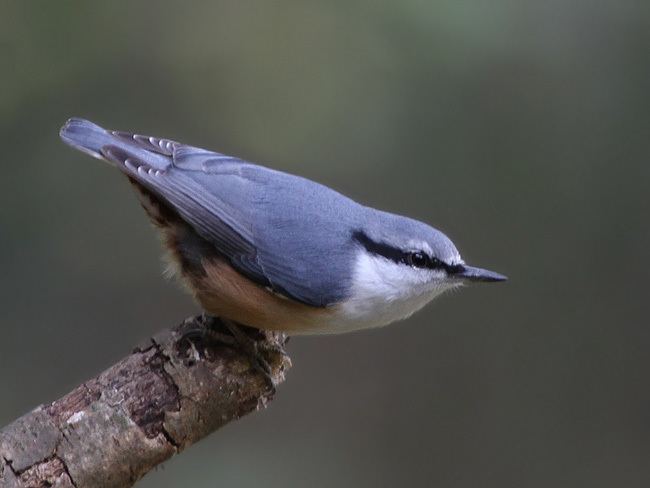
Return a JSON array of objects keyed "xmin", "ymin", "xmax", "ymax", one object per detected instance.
[{"xmin": 60, "ymin": 118, "xmax": 506, "ymax": 339}]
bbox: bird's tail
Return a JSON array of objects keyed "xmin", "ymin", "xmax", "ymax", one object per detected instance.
[
  {"xmin": 59, "ymin": 117, "xmax": 172, "ymax": 170},
  {"xmin": 59, "ymin": 118, "xmax": 112, "ymax": 160}
]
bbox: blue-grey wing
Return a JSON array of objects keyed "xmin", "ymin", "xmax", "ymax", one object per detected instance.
[
  {"xmin": 232, "ymin": 164, "xmax": 360, "ymax": 306},
  {"xmin": 61, "ymin": 119, "xmax": 258, "ymax": 260},
  {"xmin": 101, "ymin": 143, "xmax": 258, "ymax": 259},
  {"xmin": 101, "ymin": 132, "xmax": 358, "ymax": 306}
]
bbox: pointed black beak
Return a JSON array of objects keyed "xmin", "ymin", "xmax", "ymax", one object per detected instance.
[{"xmin": 452, "ymin": 265, "xmax": 508, "ymax": 282}]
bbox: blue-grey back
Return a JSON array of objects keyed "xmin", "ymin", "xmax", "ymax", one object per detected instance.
[
  {"xmin": 60, "ymin": 118, "xmax": 367, "ymax": 306},
  {"xmin": 181, "ymin": 162, "xmax": 366, "ymax": 306}
]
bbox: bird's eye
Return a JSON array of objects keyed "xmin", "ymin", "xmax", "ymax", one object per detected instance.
[{"xmin": 406, "ymin": 252, "xmax": 430, "ymax": 268}]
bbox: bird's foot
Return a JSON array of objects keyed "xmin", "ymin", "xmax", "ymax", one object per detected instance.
[
  {"xmin": 179, "ymin": 314, "xmax": 288, "ymax": 394},
  {"xmin": 179, "ymin": 314, "xmax": 236, "ymax": 348},
  {"xmin": 222, "ymin": 319, "xmax": 288, "ymax": 394}
]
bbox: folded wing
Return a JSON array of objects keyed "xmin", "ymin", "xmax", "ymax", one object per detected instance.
[{"xmin": 61, "ymin": 118, "xmax": 358, "ymax": 307}]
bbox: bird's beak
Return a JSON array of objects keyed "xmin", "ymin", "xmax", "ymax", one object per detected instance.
[{"xmin": 453, "ymin": 265, "xmax": 508, "ymax": 282}]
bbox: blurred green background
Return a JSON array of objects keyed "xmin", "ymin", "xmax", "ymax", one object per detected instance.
[{"xmin": 2, "ymin": 1, "xmax": 649, "ymax": 487}]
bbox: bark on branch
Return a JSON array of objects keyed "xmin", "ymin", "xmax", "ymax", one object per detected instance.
[{"xmin": 0, "ymin": 317, "xmax": 290, "ymax": 488}]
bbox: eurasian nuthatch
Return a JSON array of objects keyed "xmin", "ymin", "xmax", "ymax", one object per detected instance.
[{"xmin": 60, "ymin": 118, "xmax": 506, "ymax": 335}]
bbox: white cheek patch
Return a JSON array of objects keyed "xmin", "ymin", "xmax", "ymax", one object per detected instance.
[
  {"xmin": 355, "ymin": 251, "xmax": 429, "ymax": 296},
  {"xmin": 335, "ymin": 251, "xmax": 461, "ymax": 332}
]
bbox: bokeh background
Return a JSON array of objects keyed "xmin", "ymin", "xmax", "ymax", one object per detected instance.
[{"xmin": 2, "ymin": 1, "xmax": 649, "ymax": 487}]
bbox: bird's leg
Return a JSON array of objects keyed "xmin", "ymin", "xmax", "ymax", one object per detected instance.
[
  {"xmin": 221, "ymin": 319, "xmax": 288, "ymax": 393},
  {"xmin": 179, "ymin": 313, "xmax": 236, "ymax": 347},
  {"xmin": 179, "ymin": 314, "xmax": 287, "ymax": 393}
]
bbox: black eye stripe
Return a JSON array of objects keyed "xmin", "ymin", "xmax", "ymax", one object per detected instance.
[
  {"xmin": 445, "ymin": 263, "xmax": 465, "ymax": 274},
  {"xmin": 403, "ymin": 252, "xmax": 446, "ymax": 270},
  {"xmin": 352, "ymin": 230, "xmax": 404, "ymax": 263},
  {"xmin": 352, "ymin": 230, "xmax": 449, "ymax": 271}
]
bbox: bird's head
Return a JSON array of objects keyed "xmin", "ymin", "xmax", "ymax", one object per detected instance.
[{"xmin": 348, "ymin": 211, "xmax": 506, "ymax": 319}]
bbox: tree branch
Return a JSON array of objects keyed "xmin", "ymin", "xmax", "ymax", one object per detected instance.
[{"xmin": 0, "ymin": 317, "xmax": 290, "ymax": 488}]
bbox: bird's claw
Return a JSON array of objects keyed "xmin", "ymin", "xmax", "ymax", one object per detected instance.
[
  {"xmin": 222, "ymin": 319, "xmax": 287, "ymax": 394},
  {"xmin": 179, "ymin": 314, "xmax": 287, "ymax": 394}
]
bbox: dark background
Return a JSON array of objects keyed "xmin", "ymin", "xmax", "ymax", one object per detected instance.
[{"xmin": 2, "ymin": 1, "xmax": 649, "ymax": 487}]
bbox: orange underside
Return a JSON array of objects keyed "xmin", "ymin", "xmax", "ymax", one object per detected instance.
[
  {"xmin": 194, "ymin": 258, "xmax": 334, "ymax": 332},
  {"xmin": 129, "ymin": 178, "xmax": 333, "ymax": 333}
]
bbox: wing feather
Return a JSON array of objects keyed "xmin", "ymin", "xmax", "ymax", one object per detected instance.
[{"xmin": 62, "ymin": 119, "xmax": 356, "ymax": 307}]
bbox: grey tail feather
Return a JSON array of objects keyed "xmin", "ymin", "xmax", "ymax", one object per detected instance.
[
  {"xmin": 59, "ymin": 117, "xmax": 171, "ymax": 170},
  {"xmin": 59, "ymin": 118, "xmax": 111, "ymax": 160}
]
